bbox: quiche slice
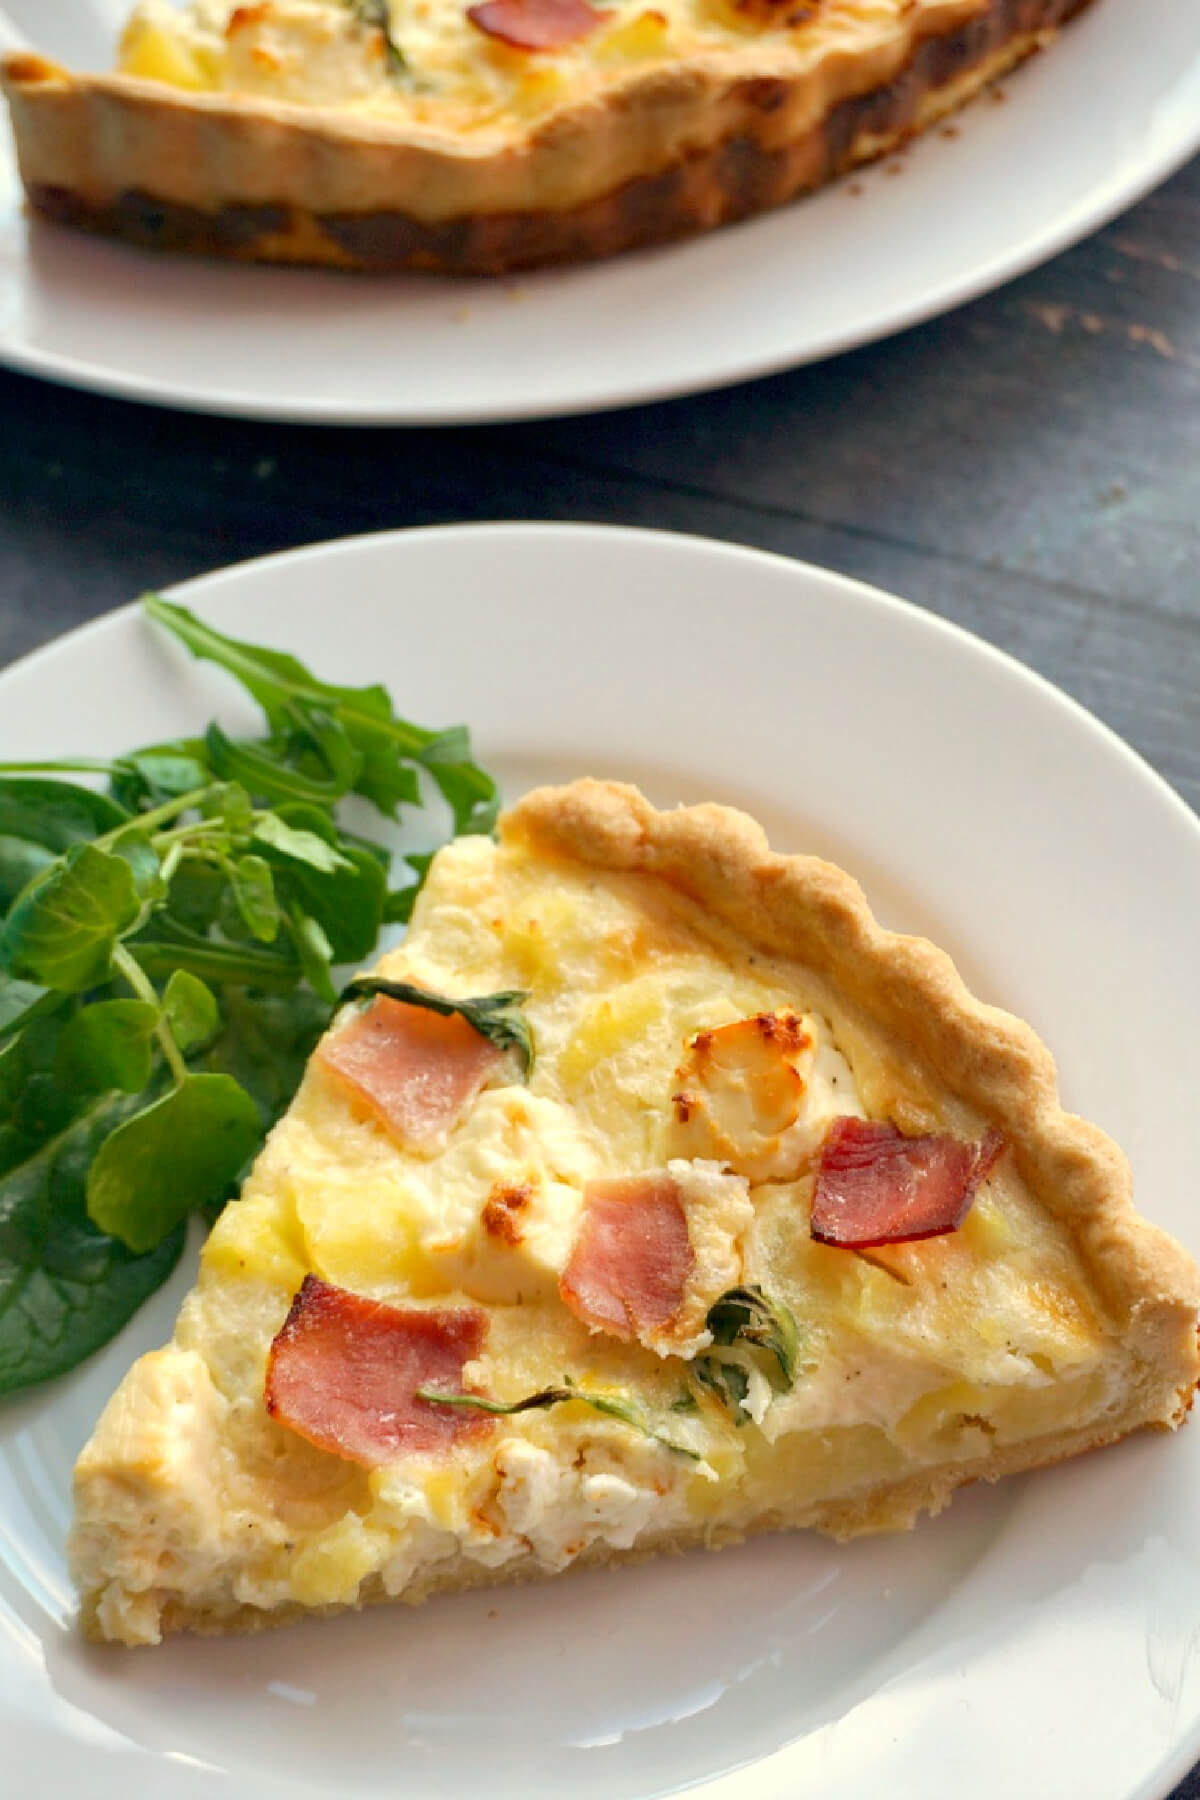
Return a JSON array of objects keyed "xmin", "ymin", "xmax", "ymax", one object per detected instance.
[
  {"xmin": 71, "ymin": 780, "xmax": 1200, "ymax": 1645},
  {"xmin": 2, "ymin": 0, "xmax": 1095, "ymax": 275}
]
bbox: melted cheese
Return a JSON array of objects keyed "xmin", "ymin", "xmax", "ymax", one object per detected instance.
[
  {"xmin": 117, "ymin": 0, "xmax": 984, "ymax": 136},
  {"xmin": 73, "ymin": 827, "xmax": 1112, "ymax": 1644}
]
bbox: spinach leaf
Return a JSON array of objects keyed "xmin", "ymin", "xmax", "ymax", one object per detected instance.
[
  {"xmin": 0, "ymin": 1089, "xmax": 185, "ymax": 1394},
  {"xmin": 340, "ymin": 976, "xmax": 534, "ymax": 1075},
  {"xmin": 689, "ymin": 1287, "xmax": 801, "ymax": 1426},
  {"xmin": 0, "ymin": 776, "xmax": 129, "ymax": 850}
]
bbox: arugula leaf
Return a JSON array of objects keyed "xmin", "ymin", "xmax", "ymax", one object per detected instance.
[
  {"xmin": 415, "ymin": 1381, "xmax": 699, "ymax": 1460},
  {"xmin": 145, "ymin": 595, "xmax": 497, "ymax": 833},
  {"xmin": 0, "ymin": 1087, "xmax": 185, "ymax": 1394},
  {"xmin": 340, "ymin": 976, "xmax": 534, "ymax": 1075},
  {"xmin": 1, "ymin": 843, "xmax": 140, "ymax": 992},
  {"xmin": 204, "ymin": 722, "xmax": 348, "ymax": 809},
  {"xmin": 86, "ymin": 1073, "xmax": 262, "ymax": 1254}
]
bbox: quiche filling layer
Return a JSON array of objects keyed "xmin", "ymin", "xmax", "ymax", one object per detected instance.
[
  {"xmin": 118, "ymin": 0, "xmax": 987, "ymax": 137},
  {"xmin": 73, "ymin": 818, "xmax": 1123, "ymax": 1645}
]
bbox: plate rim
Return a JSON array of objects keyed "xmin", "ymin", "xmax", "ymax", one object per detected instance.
[
  {"xmin": 0, "ymin": 29, "xmax": 1197, "ymax": 423},
  {"xmin": 5, "ymin": 518, "xmax": 1197, "ymax": 849}
]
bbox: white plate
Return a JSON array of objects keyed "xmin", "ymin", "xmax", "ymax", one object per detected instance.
[
  {"xmin": 1, "ymin": 3, "xmax": 1199, "ymax": 422},
  {"xmin": 3, "ymin": 523, "xmax": 1200, "ymax": 1800}
]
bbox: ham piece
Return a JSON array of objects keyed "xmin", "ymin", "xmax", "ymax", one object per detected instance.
[
  {"xmin": 466, "ymin": 0, "xmax": 610, "ymax": 50},
  {"xmin": 317, "ymin": 995, "xmax": 502, "ymax": 1149},
  {"xmin": 266, "ymin": 1275, "xmax": 490, "ymax": 1465},
  {"xmin": 811, "ymin": 1118, "xmax": 1005, "ymax": 1248},
  {"xmin": 560, "ymin": 1174, "xmax": 693, "ymax": 1339}
]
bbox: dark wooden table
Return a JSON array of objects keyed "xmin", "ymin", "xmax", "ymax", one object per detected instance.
[{"xmin": 2, "ymin": 151, "xmax": 1198, "ymax": 1800}]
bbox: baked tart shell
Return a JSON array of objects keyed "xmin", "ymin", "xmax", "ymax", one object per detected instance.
[{"xmin": 3, "ymin": 0, "xmax": 1094, "ymax": 275}]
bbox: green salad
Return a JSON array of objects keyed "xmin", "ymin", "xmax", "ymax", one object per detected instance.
[{"xmin": 0, "ymin": 597, "xmax": 497, "ymax": 1396}]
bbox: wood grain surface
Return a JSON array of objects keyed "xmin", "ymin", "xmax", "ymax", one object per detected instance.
[{"xmin": 0, "ymin": 146, "xmax": 1197, "ymax": 1797}]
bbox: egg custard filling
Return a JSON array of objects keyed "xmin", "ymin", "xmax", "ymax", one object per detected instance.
[
  {"xmin": 70, "ymin": 781, "xmax": 1200, "ymax": 1645},
  {"xmin": 2, "ymin": 0, "xmax": 1099, "ymax": 273}
]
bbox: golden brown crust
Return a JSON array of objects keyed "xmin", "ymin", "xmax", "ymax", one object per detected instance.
[
  {"xmin": 79, "ymin": 1407, "xmax": 1168, "ymax": 1642},
  {"xmin": 2, "ymin": 0, "xmax": 1095, "ymax": 275},
  {"xmin": 72, "ymin": 777, "xmax": 1200, "ymax": 1645},
  {"xmin": 503, "ymin": 781, "xmax": 1200, "ymax": 1385}
]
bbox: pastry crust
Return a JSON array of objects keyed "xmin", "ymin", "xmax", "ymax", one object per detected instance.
[
  {"xmin": 3, "ymin": 0, "xmax": 1095, "ymax": 275},
  {"xmin": 505, "ymin": 782, "xmax": 1200, "ymax": 1377},
  {"xmin": 70, "ymin": 780, "xmax": 1200, "ymax": 1644}
]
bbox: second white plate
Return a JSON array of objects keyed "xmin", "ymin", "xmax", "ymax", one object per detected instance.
[
  {"xmin": 2, "ymin": 524, "xmax": 1200, "ymax": 1800},
  {"xmin": 1, "ymin": 1, "xmax": 1199, "ymax": 421}
]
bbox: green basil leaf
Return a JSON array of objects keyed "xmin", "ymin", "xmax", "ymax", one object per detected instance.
[
  {"xmin": 0, "ymin": 1087, "xmax": 185, "ymax": 1394},
  {"xmin": 230, "ymin": 854, "xmax": 280, "ymax": 943},
  {"xmin": 340, "ymin": 976, "xmax": 533, "ymax": 1076},
  {"xmin": 54, "ymin": 1000, "xmax": 160, "ymax": 1094},
  {"xmin": 86, "ymin": 1072, "xmax": 262, "ymax": 1253},
  {"xmin": 163, "ymin": 969, "xmax": 220, "ymax": 1054},
  {"xmin": 1, "ymin": 843, "xmax": 140, "ymax": 992}
]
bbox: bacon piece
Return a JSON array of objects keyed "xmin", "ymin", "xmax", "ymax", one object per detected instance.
[
  {"xmin": 560, "ymin": 1175, "xmax": 693, "ymax": 1340},
  {"xmin": 466, "ymin": 0, "xmax": 610, "ymax": 51},
  {"xmin": 317, "ymin": 996, "xmax": 502, "ymax": 1149},
  {"xmin": 266, "ymin": 1275, "xmax": 490, "ymax": 1465},
  {"xmin": 811, "ymin": 1118, "xmax": 1005, "ymax": 1248}
]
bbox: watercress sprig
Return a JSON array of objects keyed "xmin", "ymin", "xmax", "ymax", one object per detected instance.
[{"xmin": 0, "ymin": 598, "xmax": 497, "ymax": 1395}]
